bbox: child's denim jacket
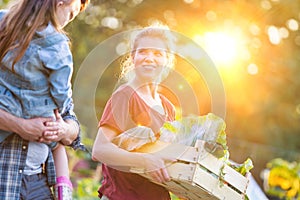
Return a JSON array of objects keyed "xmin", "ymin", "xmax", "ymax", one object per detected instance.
[
  {"xmin": 0, "ymin": 10, "xmax": 73, "ymax": 142},
  {"xmin": 0, "ymin": 10, "xmax": 73, "ymax": 118}
]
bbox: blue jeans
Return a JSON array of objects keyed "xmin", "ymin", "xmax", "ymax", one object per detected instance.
[{"xmin": 20, "ymin": 173, "xmax": 54, "ymax": 200}]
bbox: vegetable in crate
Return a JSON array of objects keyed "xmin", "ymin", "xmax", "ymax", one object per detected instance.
[
  {"xmin": 159, "ymin": 113, "xmax": 253, "ymax": 176},
  {"xmin": 159, "ymin": 113, "xmax": 228, "ymax": 158},
  {"xmin": 112, "ymin": 113, "xmax": 254, "ymax": 176}
]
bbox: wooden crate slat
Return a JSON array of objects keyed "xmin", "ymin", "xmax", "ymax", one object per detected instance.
[
  {"xmin": 198, "ymin": 153, "xmax": 248, "ymax": 193},
  {"xmin": 195, "ymin": 141, "xmax": 249, "ymax": 193},
  {"xmin": 153, "ymin": 143, "xmax": 199, "ymax": 163},
  {"xmin": 193, "ymin": 165, "xmax": 245, "ymax": 200},
  {"xmin": 221, "ymin": 163, "xmax": 249, "ymax": 193},
  {"xmin": 176, "ymin": 181, "xmax": 218, "ymax": 200},
  {"xmin": 167, "ymin": 162, "xmax": 195, "ymax": 182},
  {"xmin": 164, "ymin": 181, "xmax": 191, "ymax": 197},
  {"xmin": 132, "ymin": 140, "xmax": 250, "ymax": 199}
]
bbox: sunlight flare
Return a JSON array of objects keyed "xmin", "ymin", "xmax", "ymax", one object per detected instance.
[{"xmin": 193, "ymin": 31, "xmax": 243, "ymax": 66}]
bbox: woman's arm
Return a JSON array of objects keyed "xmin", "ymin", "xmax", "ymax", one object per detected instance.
[
  {"xmin": 92, "ymin": 126, "xmax": 145, "ymax": 167},
  {"xmin": 92, "ymin": 126, "xmax": 175, "ymax": 183}
]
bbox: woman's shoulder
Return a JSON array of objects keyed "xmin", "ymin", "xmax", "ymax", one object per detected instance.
[
  {"xmin": 110, "ymin": 84, "xmax": 138, "ymax": 102},
  {"xmin": 113, "ymin": 84, "xmax": 135, "ymax": 96}
]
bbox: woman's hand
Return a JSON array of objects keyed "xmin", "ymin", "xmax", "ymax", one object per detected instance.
[{"xmin": 142, "ymin": 153, "xmax": 176, "ymax": 183}]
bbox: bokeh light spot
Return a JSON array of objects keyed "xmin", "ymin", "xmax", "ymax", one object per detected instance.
[
  {"xmin": 101, "ymin": 17, "xmax": 120, "ymax": 29},
  {"xmin": 260, "ymin": 0, "xmax": 272, "ymax": 10},
  {"xmin": 183, "ymin": 0, "xmax": 194, "ymax": 4},
  {"xmin": 116, "ymin": 42, "xmax": 128, "ymax": 55},
  {"xmin": 279, "ymin": 27, "xmax": 289, "ymax": 39},
  {"xmin": 249, "ymin": 24, "xmax": 261, "ymax": 36},
  {"xmin": 247, "ymin": 63, "xmax": 259, "ymax": 75},
  {"xmin": 267, "ymin": 26, "xmax": 281, "ymax": 45},
  {"xmin": 178, "ymin": 84, "xmax": 184, "ymax": 90},
  {"xmin": 206, "ymin": 11, "xmax": 217, "ymax": 21},
  {"xmin": 286, "ymin": 18, "xmax": 299, "ymax": 31}
]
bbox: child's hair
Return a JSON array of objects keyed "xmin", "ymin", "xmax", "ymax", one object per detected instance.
[
  {"xmin": 119, "ymin": 23, "xmax": 176, "ymax": 83},
  {"xmin": 0, "ymin": 0, "xmax": 89, "ymax": 70}
]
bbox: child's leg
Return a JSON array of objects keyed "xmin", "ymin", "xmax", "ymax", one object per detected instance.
[
  {"xmin": 52, "ymin": 144, "xmax": 73, "ymax": 200},
  {"xmin": 53, "ymin": 144, "xmax": 69, "ymax": 178}
]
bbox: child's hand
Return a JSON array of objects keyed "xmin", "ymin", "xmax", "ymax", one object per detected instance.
[{"xmin": 42, "ymin": 109, "xmax": 66, "ymax": 142}]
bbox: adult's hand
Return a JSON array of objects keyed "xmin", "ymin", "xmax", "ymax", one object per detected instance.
[
  {"xmin": 42, "ymin": 109, "xmax": 79, "ymax": 145},
  {"xmin": 0, "ymin": 108, "xmax": 53, "ymax": 142},
  {"xmin": 18, "ymin": 117, "xmax": 55, "ymax": 142},
  {"xmin": 142, "ymin": 153, "xmax": 176, "ymax": 183},
  {"xmin": 41, "ymin": 109, "xmax": 66, "ymax": 142}
]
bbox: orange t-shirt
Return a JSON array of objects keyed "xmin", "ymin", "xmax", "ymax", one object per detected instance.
[
  {"xmin": 99, "ymin": 84, "xmax": 175, "ymax": 134},
  {"xmin": 98, "ymin": 84, "xmax": 175, "ymax": 200}
]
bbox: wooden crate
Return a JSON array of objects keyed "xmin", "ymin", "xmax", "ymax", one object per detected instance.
[{"xmin": 132, "ymin": 140, "xmax": 250, "ymax": 200}]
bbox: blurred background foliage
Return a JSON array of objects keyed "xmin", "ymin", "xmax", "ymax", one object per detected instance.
[{"xmin": 1, "ymin": 0, "xmax": 300, "ymax": 196}]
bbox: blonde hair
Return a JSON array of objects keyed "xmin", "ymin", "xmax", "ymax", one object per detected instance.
[
  {"xmin": 119, "ymin": 24, "xmax": 176, "ymax": 83},
  {"xmin": 0, "ymin": 0, "xmax": 89, "ymax": 71}
]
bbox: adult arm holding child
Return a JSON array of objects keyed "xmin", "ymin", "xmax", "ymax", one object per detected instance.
[
  {"xmin": 0, "ymin": 108, "xmax": 53, "ymax": 142},
  {"xmin": 0, "ymin": 106, "xmax": 80, "ymax": 145}
]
